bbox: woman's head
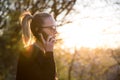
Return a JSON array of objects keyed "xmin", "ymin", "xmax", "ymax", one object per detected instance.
[
  {"xmin": 31, "ymin": 12, "xmax": 57, "ymax": 41},
  {"xmin": 20, "ymin": 11, "xmax": 57, "ymax": 47}
]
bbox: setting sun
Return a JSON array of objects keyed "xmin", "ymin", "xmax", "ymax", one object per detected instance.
[{"xmin": 57, "ymin": 0, "xmax": 120, "ymax": 49}]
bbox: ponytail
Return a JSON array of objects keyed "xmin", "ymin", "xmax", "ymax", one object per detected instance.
[{"xmin": 19, "ymin": 11, "xmax": 34, "ymax": 47}]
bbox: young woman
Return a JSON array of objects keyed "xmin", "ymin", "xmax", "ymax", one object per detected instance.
[{"xmin": 16, "ymin": 11, "xmax": 57, "ymax": 80}]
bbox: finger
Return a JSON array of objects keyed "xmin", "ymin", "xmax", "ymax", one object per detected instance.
[
  {"xmin": 50, "ymin": 38, "xmax": 56, "ymax": 43},
  {"xmin": 39, "ymin": 33, "xmax": 46, "ymax": 44},
  {"xmin": 47, "ymin": 36, "xmax": 53, "ymax": 42}
]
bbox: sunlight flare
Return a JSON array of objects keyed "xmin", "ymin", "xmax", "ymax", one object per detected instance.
[{"xmin": 56, "ymin": 0, "xmax": 120, "ymax": 49}]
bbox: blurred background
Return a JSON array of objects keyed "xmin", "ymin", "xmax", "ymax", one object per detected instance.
[{"xmin": 0, "ymin": 0, "xmax": 120, "ymax": 80}]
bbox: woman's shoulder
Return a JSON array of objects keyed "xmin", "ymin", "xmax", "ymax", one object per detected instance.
[
  {"xmin": 20, "ymin": 44, "xmax": 35, "ymax": 58},
  {"xmin": 20, "ymin": 43, "xmax": 44, "ymax": 58}
]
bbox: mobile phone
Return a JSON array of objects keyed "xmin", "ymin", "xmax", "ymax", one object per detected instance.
[
  {"xmin": 35, "ymin": 32, "xmax": 47, "ymax": 42},
  {"xmin": 41, "ymin": 31, "xmax": 49, "ymax": 41}
]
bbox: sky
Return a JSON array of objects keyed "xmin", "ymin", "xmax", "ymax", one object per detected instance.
[{"xmin": 57, "ymin": 0, "xmax": 120, "ymax": 49}]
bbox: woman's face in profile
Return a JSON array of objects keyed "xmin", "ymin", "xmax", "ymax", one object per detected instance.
[{"xmin": 40, "ymin": 17, "xmax": 57, "ymax": 41}]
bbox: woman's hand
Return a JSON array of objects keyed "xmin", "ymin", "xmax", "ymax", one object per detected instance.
[{"xmin": 40, "ymin": 33, "xmax": 55, "ymax": 52}]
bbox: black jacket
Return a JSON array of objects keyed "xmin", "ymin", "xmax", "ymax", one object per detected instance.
[{"xmin": 16, "ymin": 45, "xmax": 56, "ymax": 80}]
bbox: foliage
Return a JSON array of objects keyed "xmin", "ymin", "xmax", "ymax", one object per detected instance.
[
  {"xmin": 54, "ymin": 46, "xmax": 120, "ymax": 80},
  {"xmin": 0, "ymin": 0, "xmax": 76, "ymax": 80},
  {"xmin": 0, "ymin": 0, "xmax": 120, "ymax": 80}
]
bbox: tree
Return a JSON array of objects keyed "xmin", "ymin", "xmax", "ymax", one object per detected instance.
[
  {"xmin": 104, "ymin": 48, "xmax": 120, "ymax": 80},
  {"xmin": 0, "ymin": 0, "xmax": 76, "ymax": 80}
]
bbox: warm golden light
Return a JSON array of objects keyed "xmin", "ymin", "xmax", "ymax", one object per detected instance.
[
  {"xmin": 56, "ymin": 0, "xmax": 120, "ymax": 49},
  {"xmin": 57, "ymin": 20, "xmax": 120, "ymax": 49}
]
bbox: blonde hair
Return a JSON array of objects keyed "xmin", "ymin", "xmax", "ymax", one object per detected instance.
[
  {"xmin": 19, "ymin": 11, "xmax": 34, "ymax": 47},
  {"xmin": 19, "ymin": 11, "xmax": 52, "ymax": 47}
]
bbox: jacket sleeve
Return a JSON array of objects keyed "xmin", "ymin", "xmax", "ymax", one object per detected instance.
[
  {"xmin": 32, "ymin": 51, "xmax": 56, "ymax": 80},
  {"xmin": 44, "ymin": 52, "xmax": 56, "ymax": 80}
]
